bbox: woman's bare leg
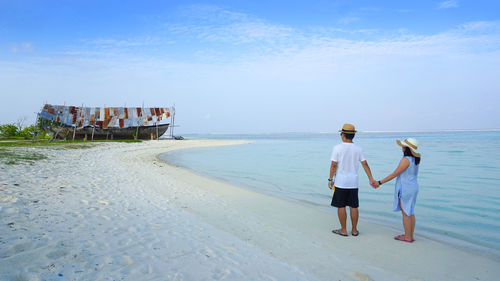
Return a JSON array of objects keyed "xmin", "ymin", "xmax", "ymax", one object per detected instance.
[
  {"xmin": 399, "ymin": 199, "xmax": 413, "ymax": 241},
  {"xmin": 410, "ymin": 214, "xmax": 416, "ymax": 239}
]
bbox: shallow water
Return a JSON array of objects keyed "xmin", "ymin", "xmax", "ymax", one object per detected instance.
[{"xmin": 160, "ymin": 131, "xmax": 500, "ymax": 254}]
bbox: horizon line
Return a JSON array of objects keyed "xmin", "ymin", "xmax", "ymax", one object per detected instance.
[{"xmin": 180, "ymin": 129, "xmax": 500, "ymax": 135}]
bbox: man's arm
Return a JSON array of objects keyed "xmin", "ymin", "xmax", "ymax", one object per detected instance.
[
  {"xmin": 361, "ymin": 160, "xmax": 375, "ymax": 186},
  {"xmin": 329, "ymin": 161, "xmax": 337, "ymax": 189}
]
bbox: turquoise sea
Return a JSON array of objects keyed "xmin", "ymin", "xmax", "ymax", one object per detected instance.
[{"xmin": 160, "ymin": 131, "xmax": 500, "ymax": 256}]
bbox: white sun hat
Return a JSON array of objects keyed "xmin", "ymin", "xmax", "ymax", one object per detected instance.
[{"xmin": 396, "ymin": 138, "xmax": 421, "ymax": 157}]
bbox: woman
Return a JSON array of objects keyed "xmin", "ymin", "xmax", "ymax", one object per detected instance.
[{"xmin": 374, "ymin": 138, "xmax": 421, "ymax": 243}]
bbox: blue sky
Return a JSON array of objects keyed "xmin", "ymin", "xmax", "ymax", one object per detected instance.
[{"xmin": 1, "ymin": 0, "xmax": 499, "ymax": 133}]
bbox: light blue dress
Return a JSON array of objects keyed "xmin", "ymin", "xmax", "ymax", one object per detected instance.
[{"xmin": 394, "ymin": 156, "xmax": 419, "ymax": 216}]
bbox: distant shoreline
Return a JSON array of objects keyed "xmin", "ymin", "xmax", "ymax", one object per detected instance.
[{"xmin": 179, "ymin": 129, "xmax": 500, "ymax": 136}]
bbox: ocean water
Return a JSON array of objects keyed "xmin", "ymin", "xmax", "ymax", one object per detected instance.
[{"xmin": 160, "ymin": 131, "xmax": 500, "ymax": 255}]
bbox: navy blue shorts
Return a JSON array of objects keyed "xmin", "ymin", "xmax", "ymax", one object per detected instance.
[{"xmin": 331, "ymin": 187, "xmax": 359, "ymax": 208}]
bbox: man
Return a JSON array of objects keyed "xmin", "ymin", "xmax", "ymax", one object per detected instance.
[{"xmin": 329, "ymin": 123, "xmax": 375, "ymax": 237}]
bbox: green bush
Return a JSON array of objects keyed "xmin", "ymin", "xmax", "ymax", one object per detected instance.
[
  {"xmin": 0, "ymin": 120, "xmax": 50, "ymax": 140},
  {"xmin": 18, "ymin": 125, "xmax": 36, "ymax": 139},
  {"xmin": 0, "ymin": 124, "xmax": 18, "ymax": 137}
]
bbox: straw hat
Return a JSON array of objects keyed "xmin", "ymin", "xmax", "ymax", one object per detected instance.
[
  {"xmin": 396, "ymin": 138, "xmax": 421, "ymax": 157},
  {"xmin": 338, "ymin": 123, "xmax": 357, "ymax": 134}
]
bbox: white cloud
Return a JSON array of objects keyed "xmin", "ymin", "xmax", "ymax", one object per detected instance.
[
  {"xmin": 338, "ymin": 16, "xmax": 361, "ymax": 25},
  {"xmin": 164, "ymin": 6, "xmax": 295, "ymax": 46},
  {"xmin": 11, "ymin": 42, "xmax": 34, "ymax": 54},
  {"xmin": 85, "ymin": 38, "xmax": 157, "ymax": 47},
  {"xmin": 54, "ymin": 6, "xmax": 500, "ymax": 63},
  {"xmin": 439, "ymin": 0, "xmax": 459, "ymax": 9}
]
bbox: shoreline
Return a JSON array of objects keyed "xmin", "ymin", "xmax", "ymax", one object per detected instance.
[
  {"xmin": 160, "ymin": 142, "xmax": 500, "ymax": 260},
  {"xmin": 1, "ymin": 139, "xmax": 499, "ymax": 280},
  {"xmin": 153, "ymin": 140, "xmax": 500, "ymax": 280}
]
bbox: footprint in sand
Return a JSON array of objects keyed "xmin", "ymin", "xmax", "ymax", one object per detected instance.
[
  {"xmin": 103, "ymin": 256, "xmax": 113, "ymax": 265},
  {"xmin": 0, "ymin": 195, "xmax": 18, "ymax": 203},
  {"xmin": 351, "ymin": 272, "xmax": 375, "ymax": 281},
  {"xmin": 204, "ymin": 248, "xmax": 217, "ymax": 258},
  {"xmin": 212, "ymin": 268, "xmax": 231, "ymax": 280},
  {"xmin": 11, "ymin": 241, "xmax": 35, "ymax": 255},
  {"xmin": 120, "ymin": 254, "xmax": 134, "ymax": 266},
  {"xmin": 72, "ymin": 212, "xmax": 84, "ymax": 219},
  {"xmin": 46, "ymin": 249, "xmax": 69, "ymax": 259},
  {"xmin": 3, "ymin": 207, "xmax": 18, "ymax": 214},
  {"xmin": 97, "ymin": 200, "xmax": 109, "ymax": 205},
  {"xmin": 151, "ymin": 224, "xmax": 163, "ymax": 230}
]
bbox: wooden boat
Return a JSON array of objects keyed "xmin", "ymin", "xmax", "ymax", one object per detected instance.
[{"xmin": 40, "ymin": 104, "xmax": 173, "ymax": 140}]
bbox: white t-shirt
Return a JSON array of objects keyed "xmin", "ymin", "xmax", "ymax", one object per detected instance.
[{"xmin": 330, "ymin": 142, "xmax": 366, "ymax": 189}]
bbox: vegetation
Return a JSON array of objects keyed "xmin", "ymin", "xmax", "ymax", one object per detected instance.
[
  {"xmin": 0, "ymin": 123, "xmax": 40, "ymax": 139},
  {"xmin": 0, "ymin": 139, "xmax": 141, "ymax": 147},
  {"xmin": 0, "ymin": 116, "xmax": 50, "ymax": 140},
  {"xmin": 0, "ymin": 148, "xmax": 48, "ymax": 165},
  {"xmin": 0, "ymin": 116, "xmax": 144, "ymax": 164},
  {"xmin": 0, "ymin": 124, "xmax": 18, "ymax": 137},
  {"xmin": 0, "ymin": 139, "xmax": 142, "ymax": 165}
]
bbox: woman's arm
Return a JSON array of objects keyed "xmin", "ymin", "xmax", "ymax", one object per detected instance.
[{"xmin": 377, "ymin": 158, "xmax": 410, "ymax": 187}]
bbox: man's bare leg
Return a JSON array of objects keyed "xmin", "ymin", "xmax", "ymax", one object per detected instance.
[
  {"xmin": 350, "ymin": 207, "xmax": 359, "ymax": 235},
  {"xmin": 337, "ymin": 207, "xmax": 348, "ymax": 235}
]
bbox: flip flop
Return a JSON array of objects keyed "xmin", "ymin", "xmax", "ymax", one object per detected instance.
[
  {"xmin": 352, "ymin": 230, "xmax": 359, "ymax": 236},
  {"xmin": 394, "ymin": 235, "xmax": 414, "ymax": 243},
  {"xmin": 332, "ymin": 229, "xmax": 348, "ymax": 236}
]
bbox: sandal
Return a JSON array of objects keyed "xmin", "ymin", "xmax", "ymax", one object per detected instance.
[
  {"xmin": 352, "ymin": 230, "xmax": 359, "ymax": 236},
  {"xmin": 332, "ymin": 229, "xmax": 348, "ymax": 236},
  {"xmin": 394, "ymin": 235, "xmax": 414, "ymax": 243}
]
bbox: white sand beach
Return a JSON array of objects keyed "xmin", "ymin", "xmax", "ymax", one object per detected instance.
[{"xmin": 1, "ymin": 139, "xmax": 499, "ymax": 281}]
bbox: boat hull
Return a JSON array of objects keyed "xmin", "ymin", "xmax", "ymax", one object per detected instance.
[{"xmin": 50, "ymin": 124, "xmax": 170, "ymax": 140}]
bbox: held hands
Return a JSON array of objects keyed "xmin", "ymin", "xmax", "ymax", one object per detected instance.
[{"xmin": 370, "ymin": 179, "xmax": 380, "ymax": 189}]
